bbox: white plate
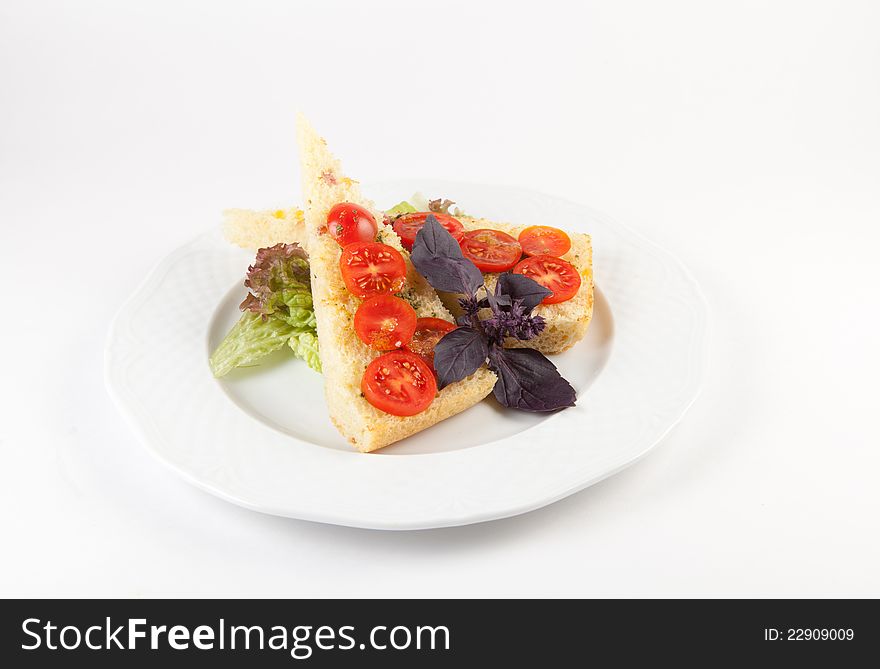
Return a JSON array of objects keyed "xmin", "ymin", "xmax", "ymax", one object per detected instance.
[{"xmin": 105, "ymin": 181, "xmax": 708, "ymax": 529}]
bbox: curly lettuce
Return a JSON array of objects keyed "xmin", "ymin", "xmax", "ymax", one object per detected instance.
[
  {"xmin": 209, "ymin": 312, "xmax": 296, "ymax": 377},
  {"xmin": 288, "ymin": 330, "xmax": 321, "ymax": 373},
  {"xmin": 239, "ymin": 243, "xmax": 311, "ymax": 317},
  {"xmin": 210, "ymin": 243, "xmax": 320, "ymax": 376}
]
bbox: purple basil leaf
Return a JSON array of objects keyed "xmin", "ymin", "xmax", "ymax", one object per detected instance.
[
  {"xmin": 478, "ymin": 286, "xmax": 512, "ymax": 311},
  {"xmin": 432, "ymin": 327, "xmax": 489, "ymax": 389},
  {"xmin": 488, "ymin": 346, "xmax": 576, "ymax": 412},
  {"xmin": 496, "ymin": 272, "xmax": 551, "ymax": 313},
  {"xmin": 410, "ymin": 216, "xmax": 484, "ymax": 297}
]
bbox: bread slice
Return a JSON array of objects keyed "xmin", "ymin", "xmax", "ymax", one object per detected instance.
[
  {"xmin": 440, "ymin": 216, "xmax": 594, "ymax": 354},
  {"xmin": 223, "ymin": 206, "xmax": 305, "ymax": 250},
  {"xmin": 295, "ymin": 115, "xmax": 496, "ymax": 452}
]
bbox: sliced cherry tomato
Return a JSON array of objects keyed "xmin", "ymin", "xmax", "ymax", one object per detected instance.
[
  {"xmin": 405, "ymin": 317, "xmax": 457, "ymax": 370},
  {"xmin": 392, "ymin": 212, "xmax": 465, "ymax": 251},
  {"xmin": 326, "ymin": 202, "xmax": 378, "ymax": 247},
  {"xmin": 513, "ymin": 256, "xmax": 581, "ymax": 305},
  {"xmin": 518, "ymin": 225, "xmax": 571, "ymax": 257},
  {"xmin": 354, "ymin": 295, "xmax": 417, "ymax": 351},
  {"xmin": 339, "ymin": 242, "xmax": 407, "ymax": 298},
  {"xmin": 361, "ymin": 350, "xmax": 437, "ymax": 416},
  {"xmin": 459, "ymin": 229, "xmax": 522, "ymax": 272}
]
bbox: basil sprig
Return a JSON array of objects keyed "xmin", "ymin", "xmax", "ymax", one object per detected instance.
[{"xmin": 411, "ymin": 217, "xmax": 576, "ymax": 412}]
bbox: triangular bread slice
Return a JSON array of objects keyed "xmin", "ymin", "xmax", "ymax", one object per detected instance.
[{"xmin": 295, "ymin": 115, "xmax": 496, "ymax": 452}]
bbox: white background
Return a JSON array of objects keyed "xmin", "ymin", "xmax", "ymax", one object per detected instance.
[{"xmin": 2, "ymin": 0, "xmax": 878, "ymax": 597}]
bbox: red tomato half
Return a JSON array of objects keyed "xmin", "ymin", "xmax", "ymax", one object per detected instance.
[
  {"xmin": 354, "ymin": 295, "xmax": 417, "ymax": 351},
  {"xmin": 361, "ymin": 350, "xmax": 438, "ymax": 416},
  {"xmin": 405, "ymin": 317, "xmax": 457, "ymax": 370},
  {"xmin": 513, "ymin": 256, "xmax": 581, "ymax": 305},
  {"xmin": 459, "ymin": 229, "xmax": 522, "ymax": 272},
  {"xmin": 392, "ymin": 212, "xmax": 465, "ymax": 251},
  {"xmin": 518, "ymin": 225, "xmax": 571, "ymax": 257},
  {"xmin": 339, "ymin": 242, "xmax": 407, "ymax": 298},
  {"xmin": 327, "ymin": 203, "xmax": 378, "ymax": 247}
]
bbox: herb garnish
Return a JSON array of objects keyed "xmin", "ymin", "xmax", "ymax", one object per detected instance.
[{"xmin": 410, "ymin": 217, "xmax": 576, "ymax": 412}]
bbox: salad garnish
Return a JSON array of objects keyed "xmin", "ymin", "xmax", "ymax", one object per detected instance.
[{"xmin": 210, "ymin": 243, "xmax": 320, "ymax": 376}]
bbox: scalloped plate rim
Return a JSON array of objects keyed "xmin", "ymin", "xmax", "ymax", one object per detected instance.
[{"xmin": 104, "ymin": 181, "xmax": 709, "ymax": 530}]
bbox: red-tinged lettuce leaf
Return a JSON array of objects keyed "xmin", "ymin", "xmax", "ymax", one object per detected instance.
[
  {"xmin": 410, "ymin": 216, "xmax": 484, "ymax": 297},
  {"xmin": 209, "ymin": 243, "xmax": 320, "ymax": 377},
  {"xmin": 239, "ymin": 243, "xmax": 311, "ymax": 318},
  {"xmin": 432, "ymin": 326, "xmax": 489, "ymax": 389},
  {"xmin": 488, "ymin": 346, "xmax": 576, "ymax": 412},
  {"xmin": 428, "ymin": 198, "xmax": 456, "ymax": 214}
]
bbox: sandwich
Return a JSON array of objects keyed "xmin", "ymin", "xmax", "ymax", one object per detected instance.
[{"xmin": 295, "ymin": 115, "xmax": 497, "ymax": 452}]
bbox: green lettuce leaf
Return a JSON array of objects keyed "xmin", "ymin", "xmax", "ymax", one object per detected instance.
[
  {"xmin": 288, "ymin": 330, "xmax": 321, "ymax": 373},
  {"xmin": 209, "ymin": 312, "xmax": 295, "ymax": 377},
  {"xmin": 239, "ymin": 243, "xmax": 312, "ymax": 318},
  {"xmin": 276, "ymin": 291, "xmax": 316, "ymax": 330},
  {"xmin": 385, "ymin": 200, "xmax": 417, "ymax": 216},
  {"xmin": 210, "ymin": 242, "xmax": 322, "ymax": 376}
]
